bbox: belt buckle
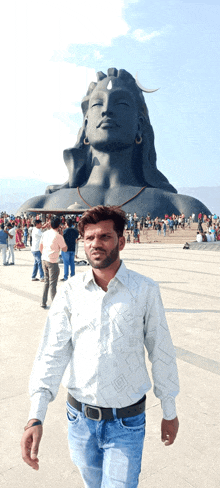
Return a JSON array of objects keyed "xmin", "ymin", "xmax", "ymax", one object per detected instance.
[{"xmin": 84, "ymin": 405, "xmax": 102, "ymax": 421}]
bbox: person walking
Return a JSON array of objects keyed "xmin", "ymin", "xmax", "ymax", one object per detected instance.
[
  {"xmin": 21, "ymin": 205, "xmax": 179, "ymax": 487},
  {"xmin": 60, "ymin": 218, "xmax": 79, "ymax": 281},
  {"xmin": 31, "ymin": 219, "xmax": 45, "ymax": 282},
  {"xmin": 162, "ymin": 220, "xmax": 167, "ymax": 237},
  {"xmin": 156, "ymin": 221, "xmax": 161, "ymax": 235},
  {"xmin": 39, "ymin": 217, "xmax": 67, "ymax": 308},
  {"xmin": 0, "ymin": 223, "xmax": 12, "ymax": 265},
  {"xmin": 6, "ymin": 223, "xmax": 16, "ymax": 265},
  {"xmin": 133, "ymin": 212, "xmax": 139, "ymax": 241},
  {"xmin": 28, "ymin": 224, "xmax": 34, "ymax": 247},
  {"xmin": 169, "ymin": 218, "xmax": 174, "ymax": 234},
  {"xmin": 14, "ymin": 224, "xmax": 25, "ymax": 250},
  {"xmin": 23, "ymin": 225, "xmax": 28, "ymax": 246}
]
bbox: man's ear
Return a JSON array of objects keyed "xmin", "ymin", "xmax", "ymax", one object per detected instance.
[{"xmin": 119, "ymin": 235, "xmax": 126, "ymax": 251}]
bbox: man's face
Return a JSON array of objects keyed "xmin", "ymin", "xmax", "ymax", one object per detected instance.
[
  {"xmin": 84, "ymin": 220, "xmax": 125, "ymax": 269},
  {"xmin": 85, "ymin": 77, "xmax": 140, "ymax": 151},
  {"xmin": 36, "ymin": 223, "xmax": 42, "ymax": 229}
]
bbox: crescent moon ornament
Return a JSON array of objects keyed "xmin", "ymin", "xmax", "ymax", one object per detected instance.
[{"xmin": 135, "ymin": 73, "xmax": 159, "ymax": 93}]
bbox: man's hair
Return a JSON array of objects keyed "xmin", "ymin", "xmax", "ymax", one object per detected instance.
[
  {"xmin": 34, "ymin": 219, "xmax": 42, "ymax": 226},
  {"xmin": 51, "ymin": 217, "xmax": 61, "ymax": 229},
  {"xmin": 67, "ymin": 218, "xmax": 72, "ymax": 227},
  {"xmin": 0, "ymin": 223, "xmax": 4, "ymax": 229},
  {"xmin": 78, "ymin": 205, "xmax": 127, "ymax": 237}
]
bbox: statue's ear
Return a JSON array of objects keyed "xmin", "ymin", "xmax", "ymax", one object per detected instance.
[{"xmin": 137, "ymin": 115, "xmax": 144, "ymax": 136}]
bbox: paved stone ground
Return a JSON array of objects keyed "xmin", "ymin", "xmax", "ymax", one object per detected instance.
[{"xmin": 1, "ymin": 242, "xmax": 220, "ymax": 487}]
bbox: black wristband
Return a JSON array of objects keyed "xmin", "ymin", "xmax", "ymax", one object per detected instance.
[{"xmin": 24, "ymin": 420, "xmax": 42, "ymax": 431}]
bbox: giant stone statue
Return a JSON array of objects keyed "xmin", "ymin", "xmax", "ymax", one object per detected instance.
[{"xmin": 17, "ymin": 68, "xmax": 210, "ymax": 218}]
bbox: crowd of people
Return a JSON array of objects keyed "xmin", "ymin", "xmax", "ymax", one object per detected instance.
[
  {"xmin": 125, "ymin": 212, "xmax": 220, "ymax": 243},
  {"xmin": 1, "ymin": 210, "xmax": 219, "ymax": 263},
  {"xmin": 0, "ymin": 213, "xmax": 81, "ymax": 260},
  {"xmin": 0, "ymin": 212, "xmax": 80, "ymax": 308},
  {"xmin": 195, "ymin": 213, "xmax": 220, "ymax": 242}
]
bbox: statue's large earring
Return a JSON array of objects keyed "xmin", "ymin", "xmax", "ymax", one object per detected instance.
[
  {"xmin": 135, "ymin": 135, "xmax": 142, "ymax": 145},
  {"xmin": 84, "ymin": 137, "xmax": 90, "ymax": 145}
]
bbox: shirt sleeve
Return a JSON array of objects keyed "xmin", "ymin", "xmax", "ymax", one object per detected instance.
[
  {"xmin": 143, "ymin": 283, "xmax": 179, "ymax": 420},
  {"xmin": 28, "ymin": 285, "xmax": 73, "ymax": 423},
  {"xmin": 58, "ymin": 234, "xmax": 66, "ymax": 249}
]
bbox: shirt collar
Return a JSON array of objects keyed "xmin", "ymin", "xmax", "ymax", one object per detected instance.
[{"xmin": 84, "ymin": 260, "xmax": 129, "ymax": 290}]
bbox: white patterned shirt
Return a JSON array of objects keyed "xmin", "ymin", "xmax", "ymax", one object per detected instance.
[{"xmin": 28, "ymin": 261, "xmax": 179, "ymax": 422}]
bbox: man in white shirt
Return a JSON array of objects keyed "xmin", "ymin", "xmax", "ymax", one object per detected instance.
[
  {"xmin": 196, "ymin": 232, "xmax": 203, "ymax": 243},
  {"xmin": 6, "ymin": 223, "xmax": 16, "ymax": 264},
  {"xmin": 206, "ymin": 232, "xmax": 212, "ymax": 242},
  {"xmin": 21, "ymin": 206, "xmax": 179, "ymax": 487},
  {"xmin": 31, "ymin": 220, "xmax": 44, "ymax": 282}
]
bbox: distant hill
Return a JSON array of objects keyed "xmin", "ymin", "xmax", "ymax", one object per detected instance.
[
  {"xmin": 177, "ymin": 187, "xmax": 220, "ymax": 217},
  {"xmin": 0, "ymin": 179, "xmax": 219, "ymax": 216},
  {"xmin": 0, "ymin": 179, "xmax": 50, "ymax": 214}
]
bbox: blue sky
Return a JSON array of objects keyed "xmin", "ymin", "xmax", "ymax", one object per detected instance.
[{"xmin": 2, "ymin": 0, "xmax": 220, "ymax": 189}]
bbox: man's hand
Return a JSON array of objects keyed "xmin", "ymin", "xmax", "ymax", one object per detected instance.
[
  {"xmin": 20, "ymin": 420, "xmax": 43, "ymax": 470},
  {"xmin": 161, "ymin": 416, "xmax": 179, "ymax": 446}
]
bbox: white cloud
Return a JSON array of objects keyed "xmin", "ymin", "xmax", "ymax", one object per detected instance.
[
  {"xmin": 94, "ymin": 50, "xmax": 104, "ymax": 60},
  {"xmin": 24, "ymin": 0, "xmax": 129, "ymax": 55},
  {"xmin": 131, "ymin": 28, "xmax": 163, "ymax": 42},
  {"xmin": 1, "ymin": 0, "xmax": 131, "ymax": 182}
]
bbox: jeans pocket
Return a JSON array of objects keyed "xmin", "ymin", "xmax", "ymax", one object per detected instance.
[
  {"xmin": 66, "ymin": 402, "xmax": 80, "ymax": 424},
  {"xmin": 119, "ymin": 412, "xmax": 145, "ymax": 430}
]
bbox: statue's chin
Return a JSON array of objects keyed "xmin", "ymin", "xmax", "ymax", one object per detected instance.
[{"xmin": 90, "ymin": 140, "xmax": 133, "ymax": 152}]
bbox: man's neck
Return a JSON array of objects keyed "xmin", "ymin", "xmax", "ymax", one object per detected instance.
[{"xmin": 92, "ymin": 259, "xmax": 121, "ymax": 292}]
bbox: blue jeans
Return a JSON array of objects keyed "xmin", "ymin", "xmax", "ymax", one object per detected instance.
[
  {"xmin": 133, "ymin": 228, "xmax": 138, "ymax": 239},
  {"xmin": 62, "ymin": 251, "xmax": 75, "ymax": 280},
  {"xmin": 32, "ymin": 251, "xmax": 44, "ymax": 279},
  {"xmin": 66, "ymin": 401, "xmax": 145, "ymax": 487}
]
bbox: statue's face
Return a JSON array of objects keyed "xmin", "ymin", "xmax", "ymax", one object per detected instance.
[{"xmin": 85, "ymin": 77, "xmax": 140, "ymax": 150}]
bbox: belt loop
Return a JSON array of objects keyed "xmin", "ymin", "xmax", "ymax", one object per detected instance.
[
  {"xmin": 112, "ymin": 408, "xmax": 117, "ymax": 420},
  {"xmin": 81, "ymin": 402, "xmax": 86, "ymax": 417}
]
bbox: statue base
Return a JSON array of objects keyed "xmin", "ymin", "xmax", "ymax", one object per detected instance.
[{"xmin": 16, "ymin": 187, "xmax": 211, "ymax": 221}]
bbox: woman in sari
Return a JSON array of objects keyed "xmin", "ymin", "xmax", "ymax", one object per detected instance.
[{"xmin": 14, "ymin": 224, "xmax": 25, "ymax": 250}]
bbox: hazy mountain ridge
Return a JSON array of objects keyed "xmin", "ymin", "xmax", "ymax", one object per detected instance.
[
  {"xmin": 177, "ymin": 187, "xmax": 220, "ymax": 216},
  {"xmin": 0, "ymin": 179, "xmax": 219, "ymax": 216}
]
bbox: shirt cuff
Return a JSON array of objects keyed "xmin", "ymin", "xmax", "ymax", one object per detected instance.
[
  {"xmin": 161, "ymin": 396, "xmax": 177, "ymax": 420},
  {"xmin": 28, "ymin": 391, "xmax": 51, "ymax": 423}
]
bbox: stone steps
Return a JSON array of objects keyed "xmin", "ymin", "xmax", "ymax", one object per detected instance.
[{"xmin": 127, "ymin": 222, "xmax": 200, "ymax": 245}]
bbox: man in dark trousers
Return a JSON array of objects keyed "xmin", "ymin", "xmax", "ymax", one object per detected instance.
[{"xmin": 61, "ymin": 218, "xmax": 79, "ymax": 281}]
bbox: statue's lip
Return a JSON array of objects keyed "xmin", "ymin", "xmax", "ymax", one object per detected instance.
[{"xmin": 97, "ymin": 119, "xmax": 119, "ymax": 129}]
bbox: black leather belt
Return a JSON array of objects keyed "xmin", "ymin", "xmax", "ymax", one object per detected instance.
[{"xmin": 67, "ymin": 393, "xmax": 146, "ymax": 421}]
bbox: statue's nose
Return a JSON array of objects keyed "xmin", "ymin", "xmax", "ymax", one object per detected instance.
[
  {"xmin": 101, "ymin": 97, "xmax": 114, "ymax": 117},
  {"xmin": 101, "ymin": 107, "xmax": 114, "ymax": 117}
]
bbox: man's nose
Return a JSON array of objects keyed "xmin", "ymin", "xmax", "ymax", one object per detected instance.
[{"xmin": 91, "ymin": 236, "xmax": 102, "ymax": 247}]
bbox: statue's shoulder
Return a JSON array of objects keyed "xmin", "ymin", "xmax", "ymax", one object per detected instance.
[
  {"xmin": 16, "ymin": 194, "xmax": 48, "ymax": 214},
  {"xmin": 123, "ymin": 187, "xmax": 211, "ymax": 218}
]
